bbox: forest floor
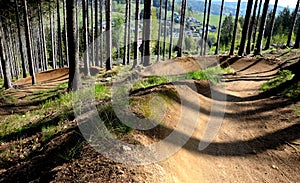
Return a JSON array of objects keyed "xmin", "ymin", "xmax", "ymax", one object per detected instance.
[{"xmin": 0, "ymin": 49, "xmax": 300, "ymax": 182}]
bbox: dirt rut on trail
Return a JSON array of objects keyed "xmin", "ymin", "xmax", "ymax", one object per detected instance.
[{"xmin": 141, "ymin": 57, "xmax": 300, "ymax": 182}]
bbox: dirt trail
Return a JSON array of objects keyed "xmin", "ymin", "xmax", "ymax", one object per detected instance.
[
  {"xmin": 1, "ymin": 56, "xmax": 299, "ymax": 182},
  {"xmin": 145, "ymin": 57, "xmax": 300, "ymax": 182}
]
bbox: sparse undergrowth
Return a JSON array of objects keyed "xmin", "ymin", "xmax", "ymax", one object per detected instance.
[
  {"xmin": 261, "ymin": 70, "xmax": 295, "ymax": 93},
  {"xmin": 132, "ymin": 66, "xmax": 234, "ymax": 91},
  {"xmin": 0, "ymin": 81, "xmax": 112, "ymax": 164}
]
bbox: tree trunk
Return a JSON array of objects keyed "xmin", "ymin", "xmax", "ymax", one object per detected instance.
[
  {"xmin": 133, "ymin": 0, "xmax": 139, "ymax": 68},
  {"xmin": 0, "ymin": 56, "xmax": 3, "ymax": 78},
  {"xmin": 23, "ymin": 0, "xmax": 36, "ymax": 85},
  {"xmin": 176, "ymin": 0, "xmax": 186, "ymax": 57},
  {"xmin": 6, "ymin": 25, "xmax": 16, "ymax": 79},
  {"xmin": 215, "ymin": 0, "xmax": 224, "ymax": 55},
  {"xmin": 94, "ymin": 0, "xmax": 99, "ymax": 66},
  {"xmin": 157, "ymin": 0, "xmax": 163, "ymax": 62},
  {"xmin": 67, "ymin": 0, "xmax": 81, "ymax": 91},
  {"xmin": 83, "ymin": 0, "xmax": 90, "ymax": 75},
  {"xmin": 254, "ymin": 0, "xmax": 270, "ymax": 55},
  {"xmin": 246, "ymin": 0, "xmax": 258, "ymax": 54},
  {"xmin": 100, "ymin": 0, "xmax": 103, "ymax": 67},
  {"xmin": 252, "ymin": 0, "xmax": 263, "ymax": 51},
  {"xmin": 230, "ymin": 0, "xmax": 241, "ymax": 56},
  {"xmin": 106, "ymin": 0, "xmax": 112, "ymax": 70},
  {"xmin": 294, "ymin": 22, "xmax": 300, "ymax": 48},
  {"xmin": 57, "ymin": 0, "xmax": 64, "ymax": 68},
  {"xmin": 264, "ymin": 0, "xmax": 278, "ymax": 50},
  {"xmin": 123, "ymin": 0, "xmax": 129, "ymax": 65},
  {"xmin": 14, "ymin": 0, "xmax": 27, "ymax": 78},
  {"xmin": 90, "ymin": 0, "xmax": 94, "ymax": 66},
  {"xmin": 127, "ymin": 0, "xmax": 131, "ymax": 65},
  {"xmin": 143, "ymin": 0, "xmax": 152, "ymax": 66},
  {"xmin": 39, "ymin": 1, "xmax": 48, "ymax": 70},
  {"xmin": 162, "ymin": 0, "xmax": 168, "ymax": 60},
  {"xmin": 287, "ymin": 0, "xmax": 300, "ymax": 47},
  {"xmin": 0, "ymin": 26, "xmax": 12, "ymax": 89},
  {"xmin": 50, "ymin": 5, "xmax": 56, "ymax": 69},
  {"xmin": 169, "ymin": 0, "xmax": 175, "ymax": 59},
  {"xmin": 200, "ymin": 0, "xmax": 207, "ymax": 56},
  {"xmin": 238, "ymin": 0, "xmax": 253, "ymax": 56},
  {"xmin": 203, "ymin": 0, "xmax": 212, "ymax": 55},
  {"xmin": 37, "ymin": 13, "xmax": 45, "ymax": 72},
  {"xmin": 63, "ymin": 0, "xmax": 69, "ymax": 67}
]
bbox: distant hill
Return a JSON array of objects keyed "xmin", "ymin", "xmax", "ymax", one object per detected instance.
[{"xmin": 185, "ymin": 0, "xmax": 287, "ymax": 16}]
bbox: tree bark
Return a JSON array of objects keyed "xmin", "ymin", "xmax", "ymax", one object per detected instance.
[
  {"xmin": 162, "ymin": 0, "xmax": 168, "ymax": 60},
  {"xmin": 0, "ymin": 26, "xmax": 12, "ymax": 89},
  {"xmin": 264, "ymin": 0, "xmax": 278, "ymax": 50},
  {"xmin": 176, "ymin": 0, "xmax": 186, "ymax": 57},
  {"xmin": 215, "ymin": 0, "xmax": 224, "ymax": 55},
  {"xmin": 100, "ymin": 0, "xmax": 103, "ymax": 67},
  {"xmin": 90, "ymin": 0, "xmax": 94, "ymax": 66},
  {"xmin": 246, "ymin": 0, "xmax": 258, "ymax": 54},
  {"xmin": 287, "ymin": 0, "xmax": 300, "ymax": 47},
  {"xmin": 39, "ymin": 1, "xmax": 48, "ymax": 70},
  {"xmin": 57, "ymin": 0, "xmax": 64, "ymax": 68},
  {"xmin": 143, "ymin": 0, "xmax": 152, "ymax": 66},
  {"xmin": 50, "ymin": 5, "xmax": 56, "ymax": 69},
  {"xmin": 14, "ymin": 0, "xmax": 27, "ymax": 78},
  {"xmin": 133, "ymin": 0, "xmax": 139, "ymax": 68},
  {"xmin": 67, "ymin": 0, "xmax": 81, "ymax": 91},
  {"xmin": 83, "ymin": 0, "xmax": 90, "ymax": 75},
  {"xmin": 95, "ymin": 0, "xmax": 99, "ymax": 66},
  {"xmin": 63, "ymin": 0, "xmax": 69, "ymax": 67},
  {"xmin": 123, "ymin": 0, "xmax": 129, "ymax": 65},
  {"xmin": 157, "ymin": 0, "xmax": 163, "ymax": 62},
  {"xmin": 254, "ymin": 0, "xmax": 270, "ymax": 55},
  {"xmin": 238, "ymin": 0, "xmax": 253, "ymax": 56},
  {"xmin": 294, "ymin": 22, "xmax": 300, "ymax": 48},
  {"xmin": 203, "ymin": 0, "xmax": 212, "ymax": 55},
  {"xmin": 230, "ymin": 0, "xmax": 241, "ymax": 56},
  {"xmin": 106, "ymin": 0, "xmax": 112, "ymax": 70},
  {"xmin": 252, "ymin": 0, "xmax": 263, "ymax": 51},
  {"xmin": 200, "ymin": 0, "xmax": 207, "ymax": 56},
  {"xmin": 127, "ymin": 0, "xmax": 131, "ymax": 65},
  {"xmin": 23, "ymin": 0, "xmax": 36, "ymax": 85},
  {"xmin": 169, "ymin": 0, "xmax": 175, "ymax": 59}
]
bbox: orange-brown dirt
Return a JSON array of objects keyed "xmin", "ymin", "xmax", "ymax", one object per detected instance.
[{"xmin": 0, "ymin": 51, "xmax": 299, "ymax": 182}]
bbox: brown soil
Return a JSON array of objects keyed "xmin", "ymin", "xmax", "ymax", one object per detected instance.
[{"xmin": 0, "ymin": 51, "xmax": 299, "ymax": 182}]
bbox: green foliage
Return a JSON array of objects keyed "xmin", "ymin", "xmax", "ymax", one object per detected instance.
[
  {"xmin": 187, "ymin": 67, "xmax": 224, "ymax": 83},
  {"xmin": 220, "ymin": 15, "xmax": 234, "ymax": 48},
  {"xmin": 56, "ymin": 82, "xmax": 68, "ymax": 90},
  {"xmin": 98, "ymin": 103, "xmax": 132, "ymax": 135},
  {"xmin": 132, "ymin": 66, "xmax": 234, "ymax": 91},
  {"xmin": 94, "ymin": 84, "xmax": 110, "ymax": 99},
  {"xmin": 274, "ymin": 8, "xmax": 292, "ymax": 36},
  {"xmin": 112, "ymin": 14, "xmax": 125, "ymax": 59},
  {"xmin": 283, "ymin": 81, "xmax": 300, "ymax": 99},
  {"xmin": 132, "ymin": 76, "xmax": 170, "ymax": 91},
  {"xmin": 42, "ymin": 125, "xmax": 61, "ymax": 142},
  {"xmin": 184, "ymin": 36, "xmax": 197, "ymax": 51},
  {"xmin": 58, "ymin": 141, "xmax": 85, "ymax": 162},
  {"xmin": 295, "ymin": 105, "xmax": 300, "ymax": 116},
  {"xmin": 0, "ymin": 95, "xmax": 18, "ymax": 104},
  {"xmin": 261, "ymin": 70, "xmax": 295, "ymax": 91}
]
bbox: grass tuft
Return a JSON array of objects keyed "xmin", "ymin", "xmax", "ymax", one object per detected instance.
[
  {"xmin": 261, "ymin": 70, "xmax": 295, "ymax": 92},
  {"xmin": 131, "ymin": 66, "xmax": 232, "ymax": 91}
]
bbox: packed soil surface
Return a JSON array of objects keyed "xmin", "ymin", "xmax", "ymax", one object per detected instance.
[{"xmin": 0, "ymin": 50, "xmax": 299, "ymax": 182}]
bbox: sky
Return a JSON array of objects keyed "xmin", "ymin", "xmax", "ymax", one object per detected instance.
[{"xmin": 222, "ymin": 0, "xmax": 298, "ymax": 8}]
